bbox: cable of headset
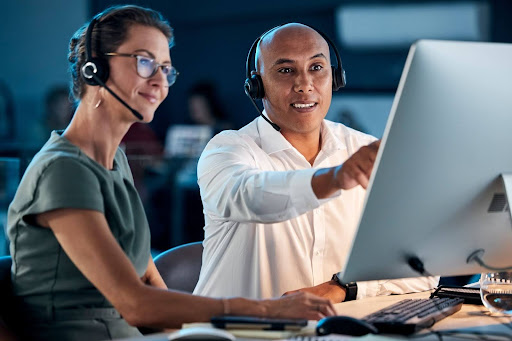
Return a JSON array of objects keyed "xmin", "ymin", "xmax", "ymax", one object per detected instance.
[{"xmin": 244, "ymin": 90, "xmax": 281, "ymax": 132}]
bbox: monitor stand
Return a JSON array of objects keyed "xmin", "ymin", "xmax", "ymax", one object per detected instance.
[
  {"xmin": 503, "ymin": 173, "xmax": 512, "ymax": 220},
  {"xmin": 466, "ymin": 173, "xmax": 512, "ymax": 271}
]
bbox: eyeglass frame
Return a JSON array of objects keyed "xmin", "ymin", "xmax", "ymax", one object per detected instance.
[{"xmin": 104, "ymin": 52, "xmax": 179, "ymax": 87}]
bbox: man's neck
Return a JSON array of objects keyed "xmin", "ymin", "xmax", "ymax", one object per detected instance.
[{"xmin": 282, "ymin": 130, "xmax": 322, "ymax": 166}]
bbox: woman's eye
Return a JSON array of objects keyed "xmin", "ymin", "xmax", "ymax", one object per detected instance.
[
  {"xmin": 139, "ymin": 57, "xmax": 153, "ymax": 66},
  {"xmin": 311, "ymin": 64, "xmax": 323, "ymax": 71}
]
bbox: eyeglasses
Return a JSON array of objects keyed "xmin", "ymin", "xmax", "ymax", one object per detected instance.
[{"xmin": 104, "ymin": 52, "xmax": 179, "ymax": 87}]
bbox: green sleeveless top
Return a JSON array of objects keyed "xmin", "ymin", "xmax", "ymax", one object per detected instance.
[{"xmin": 7, "ymin": 131, "xmax": 151, "ymax": 310}]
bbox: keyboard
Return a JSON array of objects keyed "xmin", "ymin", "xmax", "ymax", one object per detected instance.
[{"xmin": 362, "ymin": 297, "xmax": 464, "ymax": 335}]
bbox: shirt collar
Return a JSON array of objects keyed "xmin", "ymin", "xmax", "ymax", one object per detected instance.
[
  {"xmin": 258, "ymin": 110, "xmax": 294, "ymax": 155},
  {"xmin": 320, "ymin": 120, "xmax": 347, "ymax": 154}
]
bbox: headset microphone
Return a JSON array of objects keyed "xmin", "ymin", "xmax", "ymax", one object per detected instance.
[
  {"xmin": 81, "ymin": 17, "xmax": 143, "ymax": 121},
  {"xmin": 243, "ymin": 84, "xmax": 281, "ymax": 132},
  {"xmin": 83, "ymin": 66, "xmax": 143, "ymax": 120}
]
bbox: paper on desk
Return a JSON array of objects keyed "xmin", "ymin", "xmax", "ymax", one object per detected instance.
[{"xmin": 182, "ymin": 321, "xmax": 317, "ymax": 340}]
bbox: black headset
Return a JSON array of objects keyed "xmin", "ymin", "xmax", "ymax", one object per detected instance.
[
  {"xmin": 79, "ymin": 16, "xmax": 143, "ymax": 120},
  {"xmin": 244, "ymin": 24, "xmax": 346, "ymax": 100},
  {"xmin": 81, "ymin": 17, "xmax": 110, "ymax": 86}
]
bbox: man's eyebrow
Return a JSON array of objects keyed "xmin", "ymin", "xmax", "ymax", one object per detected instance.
[
  {"xmin": 272, "ymin": 53, "xmax": 328, "ymax": 67},
  {"xmin": 311, "ymin": 53, "xmax": 328, "ymax": 60},
  {"xmin": 273, "ymin": 58, "xmax": 295, "ymax": 66}
]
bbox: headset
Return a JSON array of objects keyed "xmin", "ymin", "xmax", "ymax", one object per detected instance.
[
  {"xmin": 80, "ymin": 17, "xmax": 143, "ymax": 120},
  {"xmin": 243, "ymin": 24, "xmax": 346, "ymax": 131}
]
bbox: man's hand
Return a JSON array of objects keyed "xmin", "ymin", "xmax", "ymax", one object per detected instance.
[
  {"xmin": 312, "ymin": 140, "xmax": 381, "ymax": 199},
  {"xmin": 334, "ymin": 140, "xmax": 381, "ymax": 190},
  {"xmin": 266, "ymin": 291, "xmax": 336, "ymax": 320},
  {"xmin": 283, "ymin": 280, "xmax": 346, "ymax": 305}
]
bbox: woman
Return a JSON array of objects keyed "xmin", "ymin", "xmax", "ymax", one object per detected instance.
[{"xmin": 6, "ymin": 5, "xmax": 334, "ymax": 341}]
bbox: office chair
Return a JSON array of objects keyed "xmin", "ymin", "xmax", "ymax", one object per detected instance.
[
  {"xmin": 154, "ymin": 241, "xmax": 203, "ymax": 292},
  {"xmin": 0, "ymin": 255, "xmax": 18, "ymax": 341},
  {"xmin": 0, "ymin": 255, "xmax": 12, "ymax": 305}
]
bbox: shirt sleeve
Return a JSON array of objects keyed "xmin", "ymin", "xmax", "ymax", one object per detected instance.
[
  {"xmin": 356, "ymin": 276, "xmax": 440, "ymax": 300},
  {"xmin": 197, "ymin": 132, "xmax": 334, "ymax": 223},
  {"xmin": 25, "ymin": 157, "xmax": 104, "ymax": 218}
]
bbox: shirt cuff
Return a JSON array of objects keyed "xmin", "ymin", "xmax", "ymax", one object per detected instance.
[
  {"xmin": 288, "ymin": 168, "xmax": 322, "ymax": 210},
  {"xmin": 288, "ymin": 168, "xmax": 342, "ymax": 211}
]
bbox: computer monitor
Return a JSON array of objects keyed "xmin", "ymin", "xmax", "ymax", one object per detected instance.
[{"xmin": 340, "ymin": 40, "xmax": 512, "ymax": 283}]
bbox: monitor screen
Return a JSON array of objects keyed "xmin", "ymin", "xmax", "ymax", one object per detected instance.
[{"xmin": 340, "ymin": 39, "xmax": 512, "ymax": 283}]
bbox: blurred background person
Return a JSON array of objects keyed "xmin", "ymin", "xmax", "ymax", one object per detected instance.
[
  {"xmin": 44, "ymin": 85, "xmax": 74, "ymax": 134},
  {"xmin": 186, "ymin": 80, "xmax": 232, "ymax": 132},
  {"xmin": 164, "ymin": 80, "xmax": 232, "ymax": 159},
  {"xmin": 0, "ymin": 80, "xmax": 15, "ymax": 142}
]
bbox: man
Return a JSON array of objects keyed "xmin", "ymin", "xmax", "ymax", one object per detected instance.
[{"xmin": 193, "ymin": 23, "xmax": 437, "ymax": 302}]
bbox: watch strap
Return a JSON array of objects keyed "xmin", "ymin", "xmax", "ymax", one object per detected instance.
[{"xmin": 331, "ymin": 273, "xmax": 358, "ymax": 301}]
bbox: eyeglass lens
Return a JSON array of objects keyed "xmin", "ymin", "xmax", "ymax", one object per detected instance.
[{"xmin": 136, "ymin": 56, "xmax": 178, "ymax": 86}]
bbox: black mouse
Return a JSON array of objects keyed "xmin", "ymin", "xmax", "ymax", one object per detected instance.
[{"xmin": 316, "ymin": 315, "xmax": 378, "ymax": 336}]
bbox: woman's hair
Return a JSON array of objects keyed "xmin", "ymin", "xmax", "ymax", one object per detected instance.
[{"xmin": 68, "ymin": 5, "xmax": 174, "ymax": 101}]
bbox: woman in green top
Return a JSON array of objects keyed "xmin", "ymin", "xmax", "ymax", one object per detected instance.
[{"xmin": 6, "ymin": 5, "xmax": 335, "ymax": 341}]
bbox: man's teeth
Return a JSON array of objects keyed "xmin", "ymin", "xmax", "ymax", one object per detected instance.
[{"xmin": 292, "ymin": 103, "xmax": 315, "ymax": 108}]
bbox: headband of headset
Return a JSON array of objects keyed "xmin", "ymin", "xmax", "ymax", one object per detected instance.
[{"xmin": 81, "ymin": 17, "xmax": 110, "ymax": 86}]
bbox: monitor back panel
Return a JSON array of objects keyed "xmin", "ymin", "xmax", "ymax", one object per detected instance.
[{"xmin": 341, "ymin": 40, "xmax": 512, "ymax": 282}]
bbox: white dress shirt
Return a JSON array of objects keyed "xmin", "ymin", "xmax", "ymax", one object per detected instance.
[{"xmin": 193, "ymin": 116, "xmax": 438, "ymax": 299}]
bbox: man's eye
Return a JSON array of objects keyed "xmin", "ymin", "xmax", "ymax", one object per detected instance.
[
  {"xmin": 278, "ymin": 68, "xmax": 293, "ymax": 73},
  {"xmin": 311, "ymin": 64, "xmax": 323, "ymax": 71}
]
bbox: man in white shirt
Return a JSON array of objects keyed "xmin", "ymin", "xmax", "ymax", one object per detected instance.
[{"xmin": 193, "ymin": 23, "xmax": 437, "ymax": 302}]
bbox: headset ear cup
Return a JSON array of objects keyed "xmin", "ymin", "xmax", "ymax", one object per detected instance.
[
  {"xmin": 331, "ymin": 66, "xmax": 346, "ymax": 91},
  {"xmin": 245, "ymin": 74, "xmax": 265, "ymax": 100},
  {"xmin": 81, "ymin": 57, "xmax": 109, "ymax": 86}
]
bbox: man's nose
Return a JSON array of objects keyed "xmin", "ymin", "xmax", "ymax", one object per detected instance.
[{"xmin": 293, "ymin": 71, "xmax": 314, "ymax": 93}]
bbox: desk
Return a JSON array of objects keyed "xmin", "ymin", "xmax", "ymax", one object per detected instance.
[{"xmin": 115, "ymin": 291, "xmax": 512, "ymax": 340}]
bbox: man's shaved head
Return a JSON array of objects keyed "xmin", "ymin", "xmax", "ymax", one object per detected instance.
[{"xmin": 255, "ymin": 23, "xmax": 330, "ymax": 71}]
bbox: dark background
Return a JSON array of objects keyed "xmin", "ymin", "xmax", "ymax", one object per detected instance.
[
  {"xmin": 1, "ymin": 0, "xmax": 511, "ymax": 254},
  {"xmin": 90, "ymin": 0, "xmax": 512, "ymax": 140}
]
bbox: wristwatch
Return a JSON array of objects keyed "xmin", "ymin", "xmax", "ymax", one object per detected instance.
[{"xmin": 331, "ymin": 273, "xmax": 358, "ymax": 301}]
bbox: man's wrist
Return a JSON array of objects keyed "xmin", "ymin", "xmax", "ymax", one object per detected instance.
[{"xmin": 331, "ymin": 273, "xmax": 358, "ymax": 301}]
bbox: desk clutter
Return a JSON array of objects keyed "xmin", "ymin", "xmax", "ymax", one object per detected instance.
[
  {"xmin": 181, "ymin": 321, "xmax": 316, "ymax": 339},
  {"xmin": 182, "ymin": 297, "xmax": 463, "ymax": 339}
]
